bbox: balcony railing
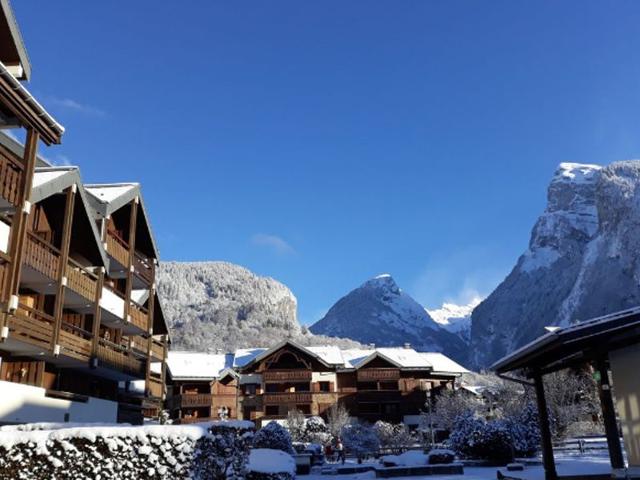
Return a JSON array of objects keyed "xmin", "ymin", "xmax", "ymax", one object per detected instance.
[
  {"xmin": 66, "ymin": 258, "xmax": 98, "ymax": 301},
  {"xmin": 357, "ymin": 368, "xmax": 401, "ymax": 381},
  {"xmin": 97, "ymin": 337, "xmax": 146, "ymax": 377},
  {"xmin": 172, "ymin": 393, "xmax": 213, "ymax": 409},
  {"xmin": 129, "ymin": 302, "xmax": 148, "ymax": 331},
  {"xmin": 151, "ymin": 338, "xmax": 165, "ymax": 360},
  {"xmin": 24, "ymin": 232, "xmax": 60, "ymax": 279},
  {"xmin": 0, "ymin": 146, "xmax": 24, "ymax": 208},
  {"xmin": 263, "ymin": 370, "xmax": 312, "ymax": 382},
  {"xmin": 9, "ymin": 303, "xmax": 55, "ymax": 349},
  {"xmin": 179, "ymin": 416, "xmax": 216, "ymax": 424},
  {"xmin": 59, "ymin": 322, "xmax": 92, "ymax": 361},
  {"xmin": 133, "ymin": 251, "xmax": 153, "ymax": 284},
  {"xmin": 148, "ymin": 372, "xmax": 164, "ymax": 399},
  {"xmin": 106, "ymin": 231, "xmax": 129, "ymax": 267},
  {"xmin": 263, "ymin": 392, "xmax": 312, "ymax": 404}
]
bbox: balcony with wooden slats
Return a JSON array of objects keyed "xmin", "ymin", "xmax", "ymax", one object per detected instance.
[
  {"xmin": 150, "ymin": 338, "xmax": 165, "ymax": 361},
  {"xmin": 65, "ymin": 258, "xmax": 98, "ymax": 302},
  {"xmin": 148, "ymin": 371, "xmax": 164, "ymax": 399},
  {"xmin": 23, "ymin": 231, "xmax": 60, "ymax": 281},
  {"xmin": 0, "ymin": 144, "xmax": 24, "ymax": 209},
  {"xmin": 263, "ymin": 392, "xmax": 312, "ymax": 404},
  {"xmin": 58, "ymin": 322, "xmax": 92, "ymax": 361},
  {"xmin": 105, "ymin": 231, "xmax": 129, "ymax": 270},
  {"xmin": 172, "ymin": 393, "xmax": 213, "ymax": 409},
  {"xmin": 7, "ymin": 303, "xmax": 55, "ymax": 351},
  {"xmin": 356, "ymin": 368, "xmax": 401, "ymax": 382},
  {"xmin": 263, "ymin": 370, "xmax": 312, "ymax": 382},
  {"xmin": 97, "ymin": 337, "xmax": 146, "ymax": 379},
  {"xmin": 128, "ymin": 302, "xmax": 148, "ymax": 332},
  {"xmin": 105, "ymin": 231, "xmax": 154, "ymax": 287}
]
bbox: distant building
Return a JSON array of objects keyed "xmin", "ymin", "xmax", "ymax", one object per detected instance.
[{"xmin": 166, "ymin": 340, "xmax": 468, "ymax": 426}]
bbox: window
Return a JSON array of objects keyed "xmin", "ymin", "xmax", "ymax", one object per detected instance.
[
  {"xmin": 265, "ymin": 383, "xmax": 279, "ymax": 393},
  {"xmin": 244, "ymin": 384, "xmax": 256, "ymax": 395},
  {"xmin": 265, "ymin": 405, "xmax": 279, "ymax": 416},
  {"xmin": 319, "ymin": 382, "xmax": 331, "ymax": 392}
]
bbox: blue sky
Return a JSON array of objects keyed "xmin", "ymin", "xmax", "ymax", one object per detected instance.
[{"xmin": 16, "ymin": 1, "xmax": 640, "ymax": 324}]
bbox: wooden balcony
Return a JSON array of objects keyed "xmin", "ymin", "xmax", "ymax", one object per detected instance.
[
  {"xmin": 148, "ymin": 372, "xmax": 164, "ymax": 399},
  {"xmin": 173, "ymin": 393, "xmax": 213, "ymax": 408},
  {"xmin": 151, "ymin": 338, "xmax": 165, "ymax": 360},
  {"xmin": 8, "ymin": 304, "xmax": 55, "ymax": 350},
  {"xmin": 105, "ymin": 231, "xmax": 129, "ymax": 267},
  {"xmin": 263, "ymin": 370, "xmax": 312, "ymax": 382},
  {"xmin": 133, "ymin": 251, "xmax": 153, "ymax": 285},
  {"xmin": 97, "ymin": 338, "xmax": 146, "ymax": 378},
  {"xmin": 0, "ymin": 145, "xmax": 24, "ymax": 208},
  {"xmin": 24, "ymin": 232, "xmax": 60, "ymax": 279},
  {"xmin": 179, "ymin": 416, "xmax": 216, "ymax": 424},
  {"xmin": 66, "ymin": 258, "xmax": 98, "ymax": 302},
  {"xmin": 263, "ymin": 392, "xmax": 312, "ymax": 404},
  {"xmin": 356, "ymin": 390, "xmax": 402, "ymax": 402},
  {"xmin": 129, "ymin": 302, "xmax": 148, "ymax": 332},
  {"xmin": 58, "ymin": 322, "xmax": 92, "ymax": 361},
  {"xmin": 357, "ymin": 368, "xmax": 401, "ymax": 381}
]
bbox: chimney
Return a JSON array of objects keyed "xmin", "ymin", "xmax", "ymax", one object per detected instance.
[{"xmin": 403, "ymin": 343, "xmax": 411, "ymax": 349}]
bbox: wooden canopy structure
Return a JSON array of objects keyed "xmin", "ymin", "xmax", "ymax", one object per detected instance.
[{"xmin": 493, "ymin": 307, "xmax": 640, "ymax": 479}]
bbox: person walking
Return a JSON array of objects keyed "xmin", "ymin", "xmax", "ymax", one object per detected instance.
[{"xmin": 335, "ymin": 438, "xmax": 345, "ymax": 465}]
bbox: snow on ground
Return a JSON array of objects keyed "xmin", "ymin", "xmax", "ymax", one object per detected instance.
[
  {"xmin": 248, "ymin": 448, "xmax": 296, "ymax": 474},
  {"xmin": 302, "ymin": 453, "xmax": 612, "ymax": 480}
]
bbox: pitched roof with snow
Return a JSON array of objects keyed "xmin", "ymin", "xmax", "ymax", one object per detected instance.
[
  {"xmin": 166, "ymin": 351, "xmax": 231, "ymax": 380},
  {"xmin": 419, "ymin": 352, "xmax": 468, "ymax": 374}
]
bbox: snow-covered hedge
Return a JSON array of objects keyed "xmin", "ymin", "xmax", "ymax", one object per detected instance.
[
  {"xmin": 0, "ymin": 420, "xmax": 254, "ymax": 480},
  {"xmin": 448, "ymin": 413, "xmax": 513, "ymax": 464},
  {"xmin": 247, "ymin": 448, "xmax": 296, "ymax": 480}
]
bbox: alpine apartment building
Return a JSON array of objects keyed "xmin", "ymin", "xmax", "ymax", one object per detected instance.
[
  {"xmin": 0, "ymin": 0, "xmax": 168, "ymax": 425},
  {"xmin": 166, "ymin": 341, "xmax": 467, "ymax": 427}
]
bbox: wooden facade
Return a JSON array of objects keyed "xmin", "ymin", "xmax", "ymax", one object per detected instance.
[
  {"xmin": 167, "ymin": 342, "xmax": 461, "ymax": 426},
  {"xmin": 0, "ymin": 3, "xmax": 168, "ymax": 423}
]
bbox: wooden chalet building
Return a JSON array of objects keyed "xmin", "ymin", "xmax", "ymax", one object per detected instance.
[
  {"xmin": 166, "ymin": 341, "xmax": 467, "ymax": 426},
  {"xmin": 0, "ymin": 2, "xmax": 168, "ymax": 425}
]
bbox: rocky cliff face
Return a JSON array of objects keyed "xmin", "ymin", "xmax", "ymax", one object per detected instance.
[
  {"xmin": 310, "ymin": 274, "xmax": 468, "ymax": 362},
  {"xmin": 157, "ymin": 261, "xmax": 361, "ymax": 351},
  {"xmin": 470, "ymin": 161, "xmax": 640, "ymax": 368}
]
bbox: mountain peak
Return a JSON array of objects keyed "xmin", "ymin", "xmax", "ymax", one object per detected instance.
[{"xmin": 361, "ymin": 273, "xmax": 400, "ymax": 293}]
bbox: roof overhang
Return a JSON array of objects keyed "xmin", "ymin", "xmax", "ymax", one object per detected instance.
[
  {"xmin": 492, "ymin": 306, "xmax": 640, "ymax": 376},
  {"xmin": 353, "ymin": 350, "xmax": 433, "ymax": 371},
  {"xmin": 0, "ymin": 0, "xmax": 31, "ymax": 81},
  {"xmin": 241, "ymin": 340, "xmax": 334, "ymax": 372},
  {"xmin": 0, "ymin": 60, "xmax": 63, "ymax": 145}
]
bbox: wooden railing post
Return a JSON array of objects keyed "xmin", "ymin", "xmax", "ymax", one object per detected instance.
[
  {"xmin": 145, "ymin": 262, "xmax": 156, "ymax": 397},
  {"xmin": 51, "ymin": 185, "xmax": 76, "ymax": 351},
  {"xmin": 1, "ymin": 128, "xmax": 38, "ymax": 333},
  {"xmin": 91, "ymin": 267, "xmax": 105, "ymax": 360},
  {"xmin": 124, "ymin": 197, "xmax": 138, "ymax": 325}
]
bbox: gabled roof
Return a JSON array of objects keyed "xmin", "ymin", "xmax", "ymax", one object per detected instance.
[
  {"xmin": 352, "ymin": 347, "xmax": 433, "ymax": 370},
  {"xmin": 419, "ymin": 353, "xmax": 468, "ymax": 374},
  {"xmin": 166, "ymin": 351, "xmax": 232, "ymax": 381},
  {"xmin": 240, "ymin": 340, "xmax": 336, "ymax": 371},
  {"xmin": 0, "ymin": 0, "xmax": 31, "ymax": 80},
  {"xmin": 85, "ymin": 183, "xmax": 159, "ymax": 259},
  {"xmin": 31, "ymin": 166, "xmax": 108, "ymax": 268}
]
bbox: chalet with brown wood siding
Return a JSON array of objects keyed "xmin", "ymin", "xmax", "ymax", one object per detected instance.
[{"xmin": 166, "ymin": 341, "xmax": 467, "ymax": 427}]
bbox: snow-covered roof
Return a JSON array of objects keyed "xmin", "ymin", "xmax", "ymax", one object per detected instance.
[
  {"xmin": 166, "ymin": 351, "xmax": 230, "ymax": 380},
  {"xmin": 233, "ymin": 348, "xmax": 267, "ymax": 368},
  {"xmin": 340, "ymin": 348, "xmax": 375, "ymax": 368},
  {"xmin": 85, "ymin": 184, "xmax": 138, "ymax": 206},
  {"xmin": 306, "ymin": 345, "xmax": 344, "ymax": 365},
  {"xmin": 419, "ymin": 352, "xmax": 469, "ymax": 374}
]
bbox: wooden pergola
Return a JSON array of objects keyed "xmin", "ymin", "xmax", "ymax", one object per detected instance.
[{"xmin": 492, "ymin": 307, "xmax": 640, "ymax": 480}]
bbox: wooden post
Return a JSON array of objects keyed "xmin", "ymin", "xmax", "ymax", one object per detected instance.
[
  {"xmin": 533, "ymin": 372, "xmax": 557, "ymax": 480},
  {"xmin": 596, "ymin": 357, "xmax": 625, "ymax": 470},
  {"xmin": 51, "ymin": 186, "xmax": 76, "ymax": 350},
  {"xmin": 123, "ymin": 198, "xmax": 138, "ymax": 324},
  {"xmin": 1, "ymin": 129, "xmax": 38, "ymax": 329},
  {"xmin": 91, "ymin": 268, "xmax": 105, "ymax": 359},
  {"xmin": 145, "ymin": 266, "xmax": 156, "ymax": 397}
]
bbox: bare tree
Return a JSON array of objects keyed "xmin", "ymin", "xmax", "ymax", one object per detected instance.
[
  {"xmin": 286, "ymin": 409, "xmax": 307, "ymax": 442},
  {"xmin": 428, "ymin": 389, "xmax": 483, "ymax": 431},
  {"xmin": 327, "ymin": 403, "xmax": 351, "ymax": 439}
]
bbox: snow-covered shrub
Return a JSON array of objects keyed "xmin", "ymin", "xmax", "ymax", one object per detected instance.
[
  {"xmin": 0, "ymin": 421, "xmax": 254, "ymax": 480},
  {"xmin": 326, "ymin": 403, "xmax": 350, "ymax": 439},
  {"xmin": 304, "ymin": 416, "xmax": 331, "ymax": 445},
  {"xmin": 381, "ymin": 450, "xmax": 428, "ymax": 466},
  {"xmin": 503, "ymin": 402, "xmax": 540, "ymax": 458},
  {"xmin": 448, "ymin": 413, "xmax": 513, "ymax": 464},
  {"xmin": 427, "ymin": 449, "xmax": 455, "ymax": 465},
  {"xmin": 374, "ymin": 421, "xmax": 413, "ymax": 453},
  {"xmin": 286, "ymin": 410, "xmax": 307, "ymax": 443},
  {"xmin": 254, "ymin": 422, "xmax": 294, "ymax": 454},
  {"xmin": 247, "ymin": 448, "xmax": 296, "ymax": 480},
  {"xmin": 341, "ymin": 421, "xmax": 379, "ymax": 458}
]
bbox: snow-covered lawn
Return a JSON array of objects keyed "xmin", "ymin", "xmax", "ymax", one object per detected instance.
[{"xmin": 303, "ymin": 453, "xmax": 612, "ymax": 480}]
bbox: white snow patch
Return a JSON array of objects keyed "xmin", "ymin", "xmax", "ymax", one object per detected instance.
[{"xmin": 247, "ymin": 448, "xmax": 296, "ymax": 474}]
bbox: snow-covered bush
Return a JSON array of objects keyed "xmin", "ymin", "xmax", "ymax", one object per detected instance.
[
  {"xmin": 503, "ymin": 402, "xmax": 540, "ymax": 458},
  {"xmin": 286, "ymin": 410, "xmax": 307, "ymax": 443},
  {"xmin": 381, "ymin": 450, "xmax": 428, "ymax": 466},
  {"xmin": 341, "ymin": 421, "xmax": 379, "ymax": 458},
  {"xmin": 326, "ymin": 403, "xmax": 350, "ymax": 439},
  {"xmin": 0, "ymin": 421, "xmax": 254, "ymax": 480},
  {"xmin": 304, "ymin": 416, "xmax": 331, "ymax": 445},
  {"xmin": 374, "ymin": 421, "xmax": 413, "ymax": 453},
  {"xmin": 247, "ymin": 448, "xmax": 296, "ymax": 480},
  {"xmin": 448, "ymin": 413, "xmax": 513, "ymax": 464},
  {"xmin": 254, "ymin": 422, "xmax": 294, "ymax": 454}
]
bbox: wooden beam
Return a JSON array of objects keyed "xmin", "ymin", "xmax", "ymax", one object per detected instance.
[
  {"xmin": 595, "ymin": 357, "xmax": 625, "ymax": 470},
  {"xmin": 144, "ymin": 262, "xmax": 156, "ymax": 397},
  {"xmin": 90, "ymin": 268, "xmax": 105, "ymax": 359},
  {"xmin": 51, "ymin": 186, "xmax": 76, "ymax": 350},
  {"xmin": 123, "ymin": 198, "xmax": 138, "ymax": 324},
  {"xmin": 534, "ymin": 372, "xmax": 558, "ymax": 480},
  {"xmin": 1, "ymin": 128, "xmax": 38, "ymax": 331}
]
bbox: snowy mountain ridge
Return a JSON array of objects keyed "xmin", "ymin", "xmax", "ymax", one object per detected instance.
[
  {"xmin": 309, "ymin": 274, "xmax": 468, "ymax": 363},
  {"xmin": 470, "ymin": 160, "xmax": 640, "ymax": 367},
  {"xmin": 426, "ymin": 298, "xmax": 481, "ymax": 343}
]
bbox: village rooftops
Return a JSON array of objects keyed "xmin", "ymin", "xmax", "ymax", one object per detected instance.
[{"xmin": 166, "ymin": 341, "xmax": 469, "ymax": 381}]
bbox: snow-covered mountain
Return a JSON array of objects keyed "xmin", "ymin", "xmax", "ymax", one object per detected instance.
[
  {"xmin": 309, "ymin": 274, "xmax": 468, "ymax": 362},
  {"xmin": 470, "ymin": 161, "xmax": 640, "ymax": 368},
  {"xmin": 157, "ymin": 262, "xmax": 362, "ymax": 352},
  {"xmin": 427, "ymin": 298, "xmax": 481, "ymax": 343}
]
